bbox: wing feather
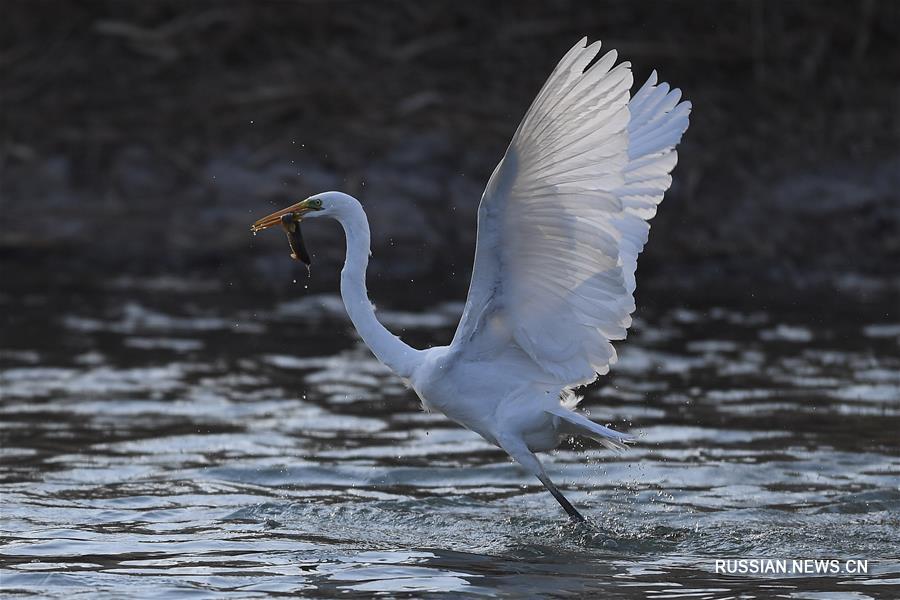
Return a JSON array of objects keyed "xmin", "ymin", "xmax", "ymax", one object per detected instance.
[{"xmin": 451, "ymin": 39, "xmax": 690, "ymax": 386}]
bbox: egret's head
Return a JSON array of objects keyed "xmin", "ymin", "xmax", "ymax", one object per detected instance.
[{"xmin": 250, "ymin": 192, "xmax": 354, "ymax": 265}]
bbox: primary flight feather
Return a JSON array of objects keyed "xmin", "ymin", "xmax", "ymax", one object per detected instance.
[{"xmin": 252, "ymin": 38, "xmax": 691, "ymax": 522}]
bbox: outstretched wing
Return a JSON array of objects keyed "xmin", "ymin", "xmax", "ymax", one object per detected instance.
[{"xmin": 450, "ymin": 38, "xmax": 690, "ymax": 386}]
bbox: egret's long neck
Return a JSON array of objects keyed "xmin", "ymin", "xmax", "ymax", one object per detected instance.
[{"xmin": 335, "ymin": 202, "xmax": 421, "ymax": 378}]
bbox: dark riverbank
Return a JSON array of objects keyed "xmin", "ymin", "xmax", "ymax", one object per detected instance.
[{"xmin": 3, "ymin": 1, "xmax": 898, "ymax": 299}]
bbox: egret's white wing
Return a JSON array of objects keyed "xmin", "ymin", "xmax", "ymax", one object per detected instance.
[{"xmin": 451, "ymin": 38, "xmax": 690, "ymax": 386}]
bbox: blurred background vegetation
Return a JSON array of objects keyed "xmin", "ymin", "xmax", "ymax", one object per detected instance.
[{"xmin": 2, "ymin": 0, "xmax": 898, "ymax": 305}]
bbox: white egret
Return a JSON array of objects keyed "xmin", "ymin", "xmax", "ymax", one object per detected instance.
[{"xmin": 252, "ymin": 38, "xmax": 690, "ymax": 522}]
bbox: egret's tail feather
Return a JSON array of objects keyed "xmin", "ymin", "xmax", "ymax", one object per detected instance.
[
  {"xmin": 559, "ymin": 387, "xmax": 583, "ymax": 409},
  {"xmin": 547, "ymin": 406, "xmax": 634, "ymax": 452}
]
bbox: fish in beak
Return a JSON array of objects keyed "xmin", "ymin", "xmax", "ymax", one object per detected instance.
[
  {"xmin": 280, "ymin": 214, "xmax": 311, "ymax": 265},
  {"xmin": 251, "ymin": 198, "xmax": 319, "ymax": 265}
]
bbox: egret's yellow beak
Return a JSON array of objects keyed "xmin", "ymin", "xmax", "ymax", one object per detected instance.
[
  {"xmin": 251, "ymin": 198, "xmax": 321, "ymax": 265},
  {"xmin": 250, "ymin": 198, "xmax": 318, "ymax": 233}
]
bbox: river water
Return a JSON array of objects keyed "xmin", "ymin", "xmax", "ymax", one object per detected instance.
[{"xmin": 1, "ymin": 276, "xmax": 898, "ymax": 598}]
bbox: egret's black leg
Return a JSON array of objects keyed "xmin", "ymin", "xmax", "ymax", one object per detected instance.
[
  {"xmin": 497, "ymin": 434, "xmax": 588, "ymax": 523},
  {"xmin": 537, "ymin": 473, "xmax": 586, "ymax": 523}
]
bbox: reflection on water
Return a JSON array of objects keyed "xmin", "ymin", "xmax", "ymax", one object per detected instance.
[{"xmin": 1, "ymin": 281, "xmax": 899, "ymax": 598}]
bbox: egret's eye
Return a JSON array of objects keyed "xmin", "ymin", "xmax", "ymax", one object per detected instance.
[{"xmin": 310, "ymin": 198, "xmax": 323, "ymax": 209}]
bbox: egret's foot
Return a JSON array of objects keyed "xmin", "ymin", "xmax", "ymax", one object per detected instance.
[
  {"xmin": 558, "ymin": 498, "xmax": 586, "ymax": 524},
  {"xmin": 570, "ymin": 510, "xmax": 587, "ymax": 524}
]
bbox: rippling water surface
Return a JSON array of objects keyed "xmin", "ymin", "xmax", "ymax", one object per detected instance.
[{"xmin": 2, "ymin": 278, "xmax": 899, "ymax": 598}]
